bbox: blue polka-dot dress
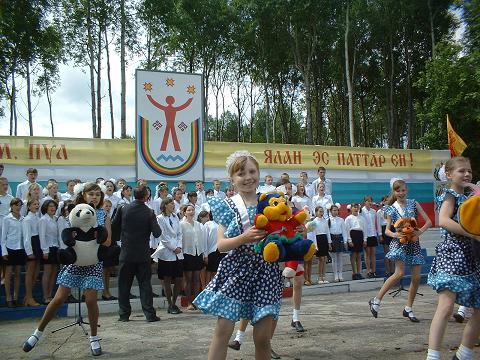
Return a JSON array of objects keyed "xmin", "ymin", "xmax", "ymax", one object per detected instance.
[
  {"xmin": 384, "ymin": 199, "xmax": 425, "ymax": 266},
  {"xmin": 56, "ymin": 208, "xmax": 105, "ymax": 290},
  {"xmin": 427, "ymin": 189, "xmax": 480, "ymax": 308},
  {"xmin": 193, "ymin": 197, "xmax": 283, "ymax": 325}
]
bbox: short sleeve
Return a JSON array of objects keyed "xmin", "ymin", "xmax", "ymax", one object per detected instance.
[
  {"xmin": 436, "ymin": 188, "xmax": 466, "ymax": 217},
  {"xmin": 208, "ymin": 197, "xmax": 235, "ymax": 230},
  {"xmin": 384, "ymin": 205, "xmax": 394, "ymax": 217}
]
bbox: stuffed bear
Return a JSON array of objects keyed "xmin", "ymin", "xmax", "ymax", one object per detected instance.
[
  {"xmin": 393, "ymin": 217, "xmax": 419, "ymax": 244},
  {"xmin": 58, "ymin": 204, "xmax": 118, "ymax": 266},
  {"xmin": 254, "ymin": 192, "xmax": 316, "ymax": 263}
]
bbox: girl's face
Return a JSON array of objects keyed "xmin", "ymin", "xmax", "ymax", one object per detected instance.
[
  {"xmin": 29, "ymin": 200, "xmax": 40, "ymax": 213},
  {"xmin": 226, "ymin": 187, "xmax": 235, "ymax": 197},
  {"xmin": 165, "ymin": 201, "xmax": 175, "ymax": 214},
  {"xmin": 49, "ymin": 184, "xmax": 58, "ymax": 195},
  {"xmin": 117, "ymin": 180, "xmax": 126, "ymax": 189},
  {"xmin": 11, "ymin": 202, "xmax": 22, "ymax": 214},
  {"xmin": 297, "ymin": 184, "xmax": 305, "ymax": 196},
  {"xmin": 199, "ymin": 215, "xmax": 209, "ymax": 224},
  {"xmin": 47, "ymin": 202, "xmax": 57, "ymax": 216},
  {"xmin": 123, "ymin": 187, "xmax": 132, "ymax": 198},
  {"xmin": 393, "ymin": 185, "xmax": 407, "ymax": 200},
  {"xmin": 84, "ymin": 189, "xmax": 102, "ymax": 207},
  {"xmin": 189, "ymin": 196, "xmax": 197, "ymax": 204},
  {"xmin": 316, "ymin": 208, "xmax": 324, "ymax": 218},
  {"xmin": 331, "ymin": 207, "xmax": 339, "ymax": 217},
  {"xmin": 364, "ymin": 199, "xmax": 372, "ymax": 208},
  {"xmin": 351, "ymin": 205, "xmax": 359, "ymax": 215},
  {"xmin": 67, "ymin": 182, "xmax": 75, "ymax": 193},
  {"xmin": 103, "ymin": 202, "xmax": 112, "ymax": 213},
  {"xmin": 105, "ymin": 182, "xmax": 114, "ymax": 195},
  {"xmin": 185, "ymin": 205, "xmax": 195, "ymax": 218},
  {"xmin": 174, "ymin": 190, "xmax": 183, "ymax": 201},
  {"xmin": 318, "ymin": 184, "xmax": 325, "ymax": 194},
  {"xmin": 285, "ymin": 183, "xmax": 292, "ymax": 195},
  {"xmin": 230, "ymin": 159, "xmax": 259, "ymax": 194},
  {"xmin": 447, "ymin": 162, "xmax": 473, "ymax": 187},
  {"xmin": 30, "ymin": 185, "xmax": 41, "ymax": 198}
]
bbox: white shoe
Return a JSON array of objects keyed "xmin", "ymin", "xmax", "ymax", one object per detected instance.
[{"xmin": 323, "ymin": 280, "xmax": 329, "ymax": 284}]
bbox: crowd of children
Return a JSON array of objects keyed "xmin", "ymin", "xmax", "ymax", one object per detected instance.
[{"xmin": 2, "ymin": 156, "xmax": 480, "ymax": 359}]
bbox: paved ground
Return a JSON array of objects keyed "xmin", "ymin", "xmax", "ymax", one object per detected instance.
[{"xmin": 0, "ymin": 285, "xmax": 475, "ymax": 360}]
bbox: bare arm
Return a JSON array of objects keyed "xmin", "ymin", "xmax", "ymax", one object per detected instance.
[
  {"xmin": 104, "ymin": 215, "xmax": 112, "ymax": 247},
  {"xmin": 216, "ymin": 225, "xmax": 267, "ymax": 253},
  {"xmin": 384, "ymin": 215, "xmax": 397, "ymax": 239},
  {"xmin": 439, "ymin": 195, "xmax": 480, "ymax": 240}
]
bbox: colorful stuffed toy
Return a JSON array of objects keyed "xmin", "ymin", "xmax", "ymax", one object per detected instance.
[
  {"xmin": 254, "ymin": 192, "xmax": 316, "ymax": 263},
  {"xmin": 393, "ymin": 217, "xmax": 419, "ymax": 244},
  {"xmin": 459, "ymin": 184, "xmax": 480, "ymax": 236},
  {"xmin": 58, "ymin": 204, "xmax": 119, "ymax": 266}
]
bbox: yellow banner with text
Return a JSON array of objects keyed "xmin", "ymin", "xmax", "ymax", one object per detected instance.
[{"xmin": 0, "ymin": 137, "xmax": 432, "ymax": 172}]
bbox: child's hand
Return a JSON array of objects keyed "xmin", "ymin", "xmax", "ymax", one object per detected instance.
[
  {"xmin": 363, "ymin": 240, "xmax": 367, "ymax": 248},
  {"xmin": 242, "ymin": 226, "xmax": 267, "ymax": 244},
  {"xmin": 328, "ymin": 244, "xmax": 332, "ymax": 252},
  {"xmin": 28, "ymin": 254, "xmax": 35, "ymax": 260},
  {"xmin": 174, "ymin": 247, "xmax": 182, "ymax": 254},
  {"xmin": 348, "ymin": 241, "xmax": 353, "ymax": 248},
  {"xmin": 379, "ymin": 236, "xmax": 384, "ymax": 244},
  {"xmin": 43, "ymin": 254, "xmax": 49, "ymax": 260}
]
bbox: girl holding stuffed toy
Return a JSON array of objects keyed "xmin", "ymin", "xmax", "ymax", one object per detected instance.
[
  {"xmin": 22, "ymin": 182, "xmax": 110, "ymax": 356},
  {"xmin": 369, "ymin": 178, "xmax": 431, "ymax": 323},
  {"xmin": 426, "ymin": 157, "xmax": 480, "ymax": 360},
  {"xmin": 193, "ymin": 151, "xmax": 282, "ymax": 360}
]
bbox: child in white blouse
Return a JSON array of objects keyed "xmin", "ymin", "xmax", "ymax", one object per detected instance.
[
  {"xmin": 310, "ymin": 206, "xmax": 331, "ymax": 284},
  {"xmin": 345, "ymin": 203, "xmax": 367, "ymax": 280},
  {"xmin": 291, "ymin": 183, "xmax": 312, "ymax": 213},
  {"xmin": 39, "ymin": 200, "xmax": 60, "ymax": 304},
  {"xmin": 361, "ymin": 196, "xmax": 378, "ymax": 278},
  {"xmin": 311, "ymin": 183, "xmax": 333, "ymax": 218},
  {"xmin": 328, "ymin": 204, "xmax": 348, "ymax": 282},
  {"xmin": 23, "ymin": 199, "xmax": 41, "ymax": 307},
  {"xmin": 1, "ymin": 198, "xmax": 25, "ymax": 307},
  {"xmin": 21, "ymin": 183, "xmax": 42, "ymax": 218}
]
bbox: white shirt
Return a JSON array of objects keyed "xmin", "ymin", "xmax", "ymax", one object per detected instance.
[
  {"xmin": 204, "ymin": 220, "xmax": 219, "ymax": 255},
  {"xmin": 376, "ymin": 207, "xmax": 387, "ymax": 236},
  {"xmin": 39, "ymin": 214, "xmax": 59, "ymax": 254},
  {"xmin": 153, "ymin": 213, "xmax": 183, "ymax": 261},
  {"xmin": 0, "ymin": 193, "xmax": 14, "ymax": 234},
  {"xmin": 23, "ymin": 212, "xmax": 39, "ymax": 255},
  {"xmin": 308, "ymin": 217, "xmax": 331, "ymax": 244},
  {"xmin": 302, "ymin": 183, "xmax": 316, "ymax": 199},
  {"xmin": 311, "ymin": 178, "xmax": 333, "ymax": 195},
  {"xmin": 21, "ymin": 203, "xmax": 42, "ymax": 219},
  {"xmin": 361, "ymin": 207, "xmax": 377, "ymax": 238},
  {"xmin": 257, "ymin": 184, "xmax": 276, "ymax": 194},
  {"xmin": 181, "ymin": 219, "xmax": 207, "ymax": 257},
  {"xmin": 196, "ymin": 190, "xmax": 207, "ymax": 205},
  {"xmin": 1, "ymin": 213, "xmax": 23, "ymax": 254},
  {"xmin": 311, "ymin": 194, "xmax": 333, "ymax": 218},
  {"xmin": 329, "ymin": 216, "xmax": 348, "ymax": 243},
  {"xmin": 104, "ymin": 193, "xmax": 121, "ymax": 217},
  {"xmin": 291, "ymin": 195, "xmax": 312, "ymax": 213},
  {"xmin": 345, "ymin": 214, "xmax": 367, "ymax": 242},
  {"xmin": 214, "ymin": 189, "xmax": 226, "ymax": 199},
  {"xmin": 16, "ymin": 180, "xmax": 43, "ymax": 201}
]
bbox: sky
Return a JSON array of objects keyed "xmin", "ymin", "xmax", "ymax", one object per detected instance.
[{"xmin": 0, "ymin": 9, "xmax": 465, "ymax": 140}]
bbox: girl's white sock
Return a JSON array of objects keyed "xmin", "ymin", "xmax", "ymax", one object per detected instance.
[
  {"xmin": 426, "ymin": 349, "xmax": 441, "ymax": 360},
  {"xmin": 456, "ymin": 344, "xmax": 473, "ymax": 360},
  {"xmin": 26, "ymin": 328, "xmax": 43, "ymax": 347},
  {"xmin": 293, "ymin": 308, "xmax": 300, "ymax": 322},
  {"xmin": 234, "ymin": 330, "xmax": 245, "ymax": 344},
  {"xmin": 89, "ymin": 335, "xmax": 101, "ymax": 351}
]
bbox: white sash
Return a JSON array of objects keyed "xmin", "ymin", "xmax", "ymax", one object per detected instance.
[
  {"xmin": 393, "ymin": 201, "xmax": 405, "ymax": 217},
  {"xmin": 230, "ymin": 194, "xmax": 252, "ymax": 233}
]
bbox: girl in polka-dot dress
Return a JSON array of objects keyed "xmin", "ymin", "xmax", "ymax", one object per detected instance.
[
  {"xmin": 368, "ymin": 178, "xmax": 431, "ymax": 323},
  {"xmin": 194, "ymin": 151, "xmax": 283, "ymax": 360},
  {"xmin": 22, "ymin": 182, "xmax": 110, "ymax": 356},
  {"xmin": 426, "ymin": 157, "xmax": 480, "ymax": 360}
]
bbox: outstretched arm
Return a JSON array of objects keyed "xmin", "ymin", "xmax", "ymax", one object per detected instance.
[
  {"xmin": 147, "ymin": 95, "xmax": 167, "ymax": 110},
  {"xmin": 173, "ymin": 97, "xmax": 193, "ymax": 111}
]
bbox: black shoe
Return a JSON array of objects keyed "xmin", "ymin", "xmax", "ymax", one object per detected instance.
[
  {"xmin": 451, "ymin": 355, "xmax": 459, "ymax": 360},
  {"xmin": 271, "ymin": 348, "xmax": 281, "ymax": 359},
  {"xmin": 358, "ymin": 274, "xmax": 364, "ymax": 280},
  {"xmin": 372, "ymin": 272, "xmax": 378, "ymax": 278},
  {"xmin": 171, "ymin": 305, "xmax": 182, "ymax": 314},
  {"xmin": 66, "ymin": 294, "xmax": 78, "ymax": 303},
  {"xmin": 291, "ymin": 320, "xmax": 305, "ymax": 332},
  {"xmin": 453, "ymin": 312, "xmax": 465, "ymax": 323},
  {"xmin": 147, "ymin": 315, "xmax": 160, "ymax": 322},
  {"xmin": 403, "ymin": 309, "xmax": 419, "ymax": 323},
  {"xmin": 228, "ymin": 340, "xmax": 241, "ymax": 351},
  {"xmin": 129, "ymin": 293, "xmax": 137, "ymax": 299},
  {"xmin": 6, "ymin": 300, "xmax": 15, "ymax": 308},
  {"xmin": 102, "ymin": 295, "xmax": 118, "ymax": 301},
  {"xmin": 352, "ymin": 274, "xmax": 358, "ymax": 280},
  {"xmin": 152, "ymin": 292, "xmax": 160, "ymax": 298},
  {"xmin": 118, "ymin": 317, "xmax": 129, "ymax": 322},
  {"xmin": 367, "ymin": 272, "xmax": 373, "ymax": 278}
]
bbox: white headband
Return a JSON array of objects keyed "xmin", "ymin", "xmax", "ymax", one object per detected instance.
[
  {"xmin": 225, "ymin": 150, "xmax": 257, "ymax": 174},
  {"xmin": 390, "ymin": 177, "xmax": 403, "ymax": 189}
]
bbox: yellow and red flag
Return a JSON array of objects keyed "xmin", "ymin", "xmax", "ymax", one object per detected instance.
[{"xmin": 447, "ymin": 114, "xmax": 467, "ymax": 157}]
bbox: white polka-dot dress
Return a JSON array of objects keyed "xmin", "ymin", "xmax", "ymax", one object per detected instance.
[
  {"xmin": 428, "ymin": 189, "xmax": 480, "ymax": 308},
  {"xmin": 193, "ymin": 197, "xmax": 283, "ymax": 324},
  {"xmin": 56, "ymin": 208, "xmax": 105, "ymax": 290},
  {"xmin": 384, "ymin": 199, "xmax": 425, "ymax": 266}
]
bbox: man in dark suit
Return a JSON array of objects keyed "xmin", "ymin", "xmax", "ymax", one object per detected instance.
[{"xmin": 112, "ymin": 185, "xmax": 162, "ymax": 322}]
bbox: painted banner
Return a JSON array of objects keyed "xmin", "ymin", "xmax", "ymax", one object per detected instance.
[
  {"xmin": 0, "ymin": 137, "xmax": 434, "ymax": 173},
  {"xmin": 136, "ymin": 70, "xmax": 204, "ymax": 180}
]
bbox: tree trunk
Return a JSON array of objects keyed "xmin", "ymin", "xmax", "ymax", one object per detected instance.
[
  {"xmin": 105, "ymin": 28, "xmax": 115, "ymax": 138},
  {"xmin": 427, "ymin": 0, "xmax": 435, "ymax": 58},
  {"xmin": 87, "ymin": 0, "xmax": 97, "ymax": 138},
  {"xmin": 11, "ymin": 69, "xmax": 18, "ymax": 136},
  {"xmin": 249, "ymin": 80, "xmax": 254, "ymax": 143},
  {"xmin": 404, "ymin": 33, "xmax": 415, "ymax": 148},
  {"xmin": 96, "ymin": 25, "xmax": 102, "ymax": 138},
  {"xmin": 45, "ymin": 70, "xmax": 54, "ymax": 137},
  {"xmin": 344, "ymin": 3, "xmax": 355, "ymax": 147},
  {"xmin": 120, "ymin": 0, "xmax": 126, "ymax": 138},
  {"xmin": 26, "ymin": 62, "xmax": 33, "ymax": 136},
  {"xmin": 389, "ymin": 33, "xmax": 397, "ymax": 148},
  {"xmin": 264, "ymin": 83, "xmax": 270, "ymax": 143}
]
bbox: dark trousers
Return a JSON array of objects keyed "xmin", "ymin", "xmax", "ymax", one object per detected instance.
[{"xmin": 118, "ymin": 261, "xmax": 156, "ymax": 320}]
